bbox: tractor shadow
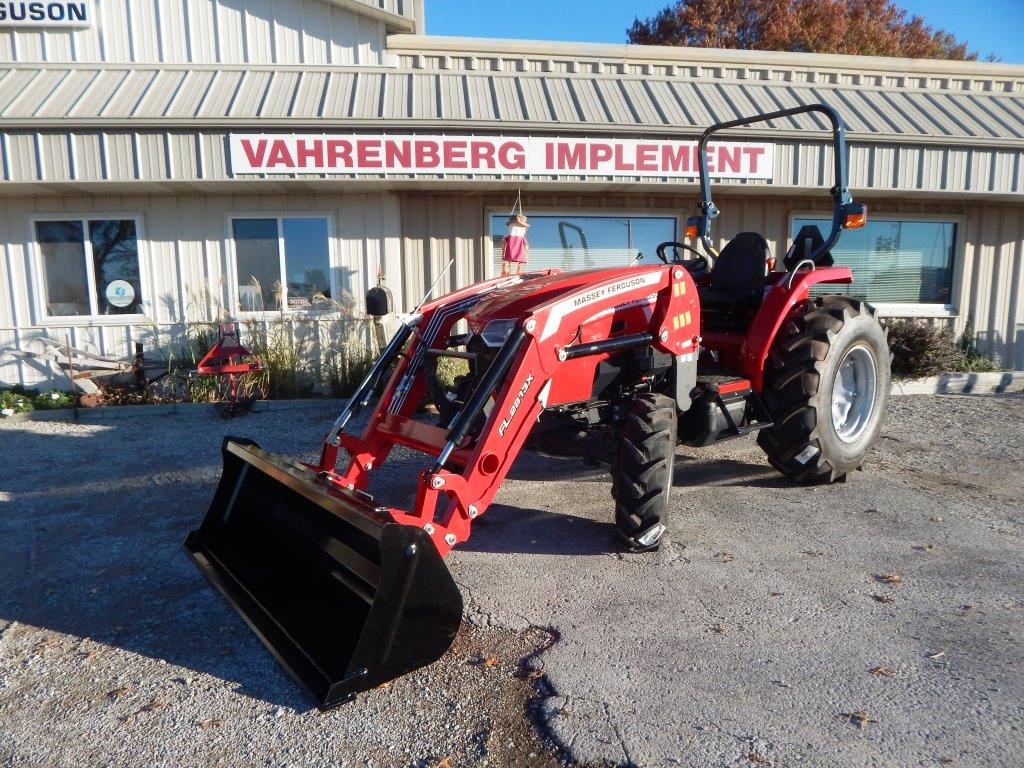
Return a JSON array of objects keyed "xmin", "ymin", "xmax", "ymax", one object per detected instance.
[
  {"xmin": 460, "ymin": 503, "xmax": 619, "ymax": 556},
  {"xmin": 0, "ymin": 410, "xmax": 788, "ymax": 713},
  {"xmin": 0, "ymin": 415, "xmax": 319, "ymax": 712},
  {"xmin": 672, "ymin": 455, "xmax": 792, "ymax": 488},
  {"xmin": 504, "ymin": 446, "xmax": 788, "ymax": 490}
]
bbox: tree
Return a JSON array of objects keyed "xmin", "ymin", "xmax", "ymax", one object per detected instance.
[{"xmin": 627, "ymin": 0, "xmax": 980, "ymax": 61}]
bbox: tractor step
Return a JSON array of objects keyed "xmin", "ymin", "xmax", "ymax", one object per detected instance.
[
  {"xmin": 695, "ymin": 374, "xmax": 753, "ymax": 396},
  {"xmin": 681, "ymin": 375, "xmax": 774, "ymax": 446}
]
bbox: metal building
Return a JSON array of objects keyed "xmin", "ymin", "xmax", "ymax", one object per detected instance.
[{"xmin": 1, "ymin": 0, "xmax": 1023, "ymax": 388}]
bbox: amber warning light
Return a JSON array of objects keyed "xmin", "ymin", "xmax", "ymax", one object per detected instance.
[{"xmin": 843, "ymin": 204, "xmax": 868, "ymax": 229}]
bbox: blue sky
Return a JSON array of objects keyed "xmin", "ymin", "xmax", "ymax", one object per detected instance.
[{"xmin": 425, "ymin": 0, "xmax": 1024, "ymax": 64}]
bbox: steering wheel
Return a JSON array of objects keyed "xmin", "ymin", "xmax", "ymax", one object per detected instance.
[{"xmin": 656, "ymin": 241, "xmax": 712, "ymax": 275}]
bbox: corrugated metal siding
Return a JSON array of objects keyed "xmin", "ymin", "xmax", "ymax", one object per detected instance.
[
  {"xmin": 2, "ymin": 129, "xmax": 1021, "ymax": 198},
  {"xmin": 0, "ymin": 0, "xmax": 389, "ymax": 66},
  {"xmin": 4, "ymin": 64, "xmax": 1022, "ymax": 145},
  {"xmin": 398, "ymin": 192, "xmax": 1024, "ymax": 369},
  {"xmin": 398, "ymin": 194, "xmax": 483, "ymax": 311},
  {"xmin": 3, "ymin": 191, "xmax": 1022, "ymax": 386},
  {"xmin": 0, "ymin": 191, "xmax": 401, "ymax": 387}
]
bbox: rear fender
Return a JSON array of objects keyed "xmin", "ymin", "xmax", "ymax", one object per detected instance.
[{"xmin": 739, "ymin": 266, "xmax": 853, "ymax": 391}]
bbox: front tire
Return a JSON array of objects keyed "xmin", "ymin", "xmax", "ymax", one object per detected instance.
[
  {"xmin": 611, "ymin": 393, "xmax": 677, "ymax": 551},
  {"xmin": 757, "ymin": 296, "xmax": 891, "ymax": 483}
]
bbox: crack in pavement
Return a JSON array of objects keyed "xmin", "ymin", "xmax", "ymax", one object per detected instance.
[{"xmin": 603, "ymin": 701, "xmax": 635, "ymax": 767}]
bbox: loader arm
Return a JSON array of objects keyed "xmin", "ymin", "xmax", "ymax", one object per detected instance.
[{"xmin": 323, "ymin": 264, "xmax": 699, "ymax": 556}]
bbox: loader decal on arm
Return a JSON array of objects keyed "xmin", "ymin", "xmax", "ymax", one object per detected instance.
[{"xmin": 498, "ymin": 373, "xmax": 535, "ymax": 437}]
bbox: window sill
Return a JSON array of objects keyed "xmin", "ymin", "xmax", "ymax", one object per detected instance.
[
  {"xmin": 37, "ymin": 314, "xmax": 157, "ymax": 327},
  {"xmin": 871, "ymin": 303, "xmax": 956, "ymax": 318},
  {"xmin": 236, "ymin": 308, "xmax": 342, "ymax": 320}
]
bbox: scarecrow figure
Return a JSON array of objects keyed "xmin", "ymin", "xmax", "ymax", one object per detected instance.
[{"xmin": 500, "ymin": 211, "xmax": 530, "ymax": 276}]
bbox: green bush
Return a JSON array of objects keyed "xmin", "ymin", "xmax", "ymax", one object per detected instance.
[
  {"xmin": 0, "ymin": 389, "xmax": 34, "ymax": 416},
  {"xmin": 434, "ymin": 355, "xmax": 469, "ymax": 390},
  {"xmin": 0, "ymin": 386, "xmax": 78, "ymax": 416},
  {"xmin": 956, "ymin": 319, "xmax": 1000, "ymax": 373},
  {"xmin": 886, "ymin": 318, "xmax": 1001, "ymax": 379},
  {"xmin": 34, "ymin": 389, "xmax": 76, "ymax": 409}
]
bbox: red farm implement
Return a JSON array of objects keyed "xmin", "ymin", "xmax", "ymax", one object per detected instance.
[{"xmin": 195, "ymin": 323, "xmax": 264, "ymax": 417}]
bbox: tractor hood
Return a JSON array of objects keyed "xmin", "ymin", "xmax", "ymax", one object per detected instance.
[{"xmin": 465, "ymin": 266, "xmax": 661, "ymax": 334}]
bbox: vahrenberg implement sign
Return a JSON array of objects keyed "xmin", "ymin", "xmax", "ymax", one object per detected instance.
[
  {"xmin": 0, "ymin": 1, "xmax": 92, "ymax": 26},
  {"xmin": 229, "ymin": 134, "xmax": 774, "ymax": 180}
]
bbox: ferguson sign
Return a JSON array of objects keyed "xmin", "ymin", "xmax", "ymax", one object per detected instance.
[
  {"xmin": 229, "ymin": 134, "xmax": 774, "ymax": 180},
  {"xmin": 0, "ymin": 1, "xmax": 91, "ymax": 26}
]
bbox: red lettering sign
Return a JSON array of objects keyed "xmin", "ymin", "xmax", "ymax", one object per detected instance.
[
  {"xmin": 240, "ymin": 139, "xmax": 267, "ymax": 167},
  {"xmin": 327, "ymin": 140, "xmax": 352, "ymax": 168},
  {"xmin": 229, "ymin": 134, "xmax": 774, "ymax": 180},
  {"xmin": 267, "ymin": 140, "xmax": 294, "ymax": 169},
  {"xmin": 498, "ymin": 142, "xmax": 525, "ymax": 170}
]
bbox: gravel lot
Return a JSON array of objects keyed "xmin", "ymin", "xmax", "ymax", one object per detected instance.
[{"xmin": 1, "ymin": 394, "xmax": 1022, "ymax": 767}]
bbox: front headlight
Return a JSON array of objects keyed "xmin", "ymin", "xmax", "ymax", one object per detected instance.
[{"xmin": 480, "ymin": 318, "xmax": 517, "ymax": 348}]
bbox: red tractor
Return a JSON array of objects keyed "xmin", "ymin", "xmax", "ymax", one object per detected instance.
[{"xmin": 187, "ymin": 104, "xmax": 890, "ymax": 708}]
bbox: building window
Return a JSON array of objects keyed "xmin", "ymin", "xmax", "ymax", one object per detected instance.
[
  {"xmin": 35, "ymin": 218, "xmax": 144, "ymax": 317},
  {"xmin": 792, "ymin": 217, "xmax": 957, "ymax": 306},
  {"xmin": 231, "ymin": 216, "xmax": 332, "ymax": 312},
  {"xmin": 489, "ymin": 213, "xmax": 677, "ymax": 275}
]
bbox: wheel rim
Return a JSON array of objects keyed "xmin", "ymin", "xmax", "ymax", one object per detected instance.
[{"xmin": 831, "ymin": 344, "xmax": 877, "ymax": 443}]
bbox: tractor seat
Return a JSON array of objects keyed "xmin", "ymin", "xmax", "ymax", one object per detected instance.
[{"xmin": 698, "ymin": 232, "xmax": 770, "ymax": 331}]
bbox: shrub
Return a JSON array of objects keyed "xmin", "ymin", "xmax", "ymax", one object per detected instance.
[
  {"xmin": 956, "ymin": 319, "xmax": 1000, "ymax": 373},
  {"xmin": 886, "ymin": 318, "xmax": 1001, "ymax": 379},
  {"xmin": 0, "ymin": 388, "xmax": 34, "ymax": 416},
  {"xmin": 323, "ymin": 339, "xmax": 377, "ymax": 398},
  {"xmin": 247, "ymin": 321, "xmax": 314, "ymax": 399},
  {"xmin": 434, "ymin": 356, "xmax": 469, "ymax": 390},
  {"xmin": 34, "ymin": 389, "xmax": 76, "ymax": 409},
  {"xmin": 316, "ymin": 298, "xmax": 379, "ymax": 398},
  {"xmin": 0, "ymin": 386, "xmax": 78, "ymax": 415}
]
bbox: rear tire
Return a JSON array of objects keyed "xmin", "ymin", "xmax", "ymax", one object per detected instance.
[
  {"xmin": 611, "ymin": 393, "xmax": 677, "ymax": 551},
  {"xmin": 756, "ymin": 296, "xmax": 891, "ymax": 483}
]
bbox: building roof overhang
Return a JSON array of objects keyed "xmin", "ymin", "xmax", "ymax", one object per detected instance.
[
  {"xmin": 387, "ymin": 34, "xmax": 1024, "ymax": 81},
  {"xmin": 0, "ymin": 60, "xmax": 1021, "ymax": 150},
  {"xmin": 333, "ymin": 0, "xmax": 418, "ymax": 34}
]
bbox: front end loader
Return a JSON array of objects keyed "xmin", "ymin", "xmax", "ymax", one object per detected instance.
[{"xmin": 186, "ymin": 103, "xmax": 891, "ymax": 708}]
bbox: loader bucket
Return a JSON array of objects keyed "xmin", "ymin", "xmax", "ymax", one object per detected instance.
[{"xmin": 185, "ymin": 437, "xmax": 463, "ymax": 710}]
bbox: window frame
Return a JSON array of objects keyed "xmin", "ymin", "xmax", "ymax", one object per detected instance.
[
  {"xmin": 786, "ymin": 210, "xmax": 966, "ymax": 318},
  {"xmin": 483, "ymin": 207, "xmax": 682, "ymax": 279},
  {"xmin": 225, "ymin": 211, "xmax": 337, "ymax": 317},
  {"xmin": 28, "ymin": 213, "xmax": 151, "ymax": 325}
]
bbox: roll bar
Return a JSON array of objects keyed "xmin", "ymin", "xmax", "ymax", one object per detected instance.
[{"xmin": 689, "ymin": 103, "xmax": 865, "ymax": 265}]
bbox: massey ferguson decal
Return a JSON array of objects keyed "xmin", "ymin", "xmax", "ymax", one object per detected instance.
[
  {"xmin": 571, "ymin": 275, "xmax": 651, "ymax": 309},
  {"xmin": 229, "ymin": 134, "xmax": 774, "ymax": 180},
  {"xmin": 541, "ymin": 271, "xmax": 664, "ymax": 340},
  {"xmin": 498, "ymin": 374, "xmax": 535, "ymax": 437}
]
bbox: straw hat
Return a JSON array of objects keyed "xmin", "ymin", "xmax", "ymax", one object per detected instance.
[{"xmin": 507, "ymin": 213, "xmax": 530, "ymax": 228}]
